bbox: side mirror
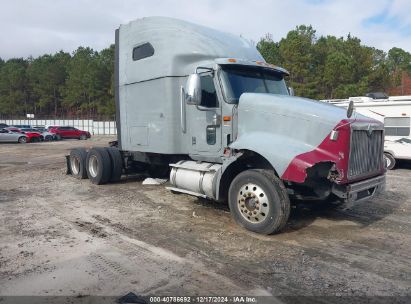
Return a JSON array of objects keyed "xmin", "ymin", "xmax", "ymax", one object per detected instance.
[
  {"xmin": 288, "ymin": 87, "xmax": 295, "ymax": 96},
  {"xmin": 185, "ymin": 74, "xmax": 201, "ymax": 105}
]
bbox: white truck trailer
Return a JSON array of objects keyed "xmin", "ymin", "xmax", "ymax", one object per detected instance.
[
  {"xmin": 67, "ymin": 17, "xmax": 386, "ymax": 234},
  {"xmin": 323, "ymin": 95, "xmax": 411, "ymax": 169}
]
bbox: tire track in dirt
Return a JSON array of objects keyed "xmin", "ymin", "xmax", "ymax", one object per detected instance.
[{"xmin": 19, "ymin": 191, "xmax": 271, "ymax": 296}]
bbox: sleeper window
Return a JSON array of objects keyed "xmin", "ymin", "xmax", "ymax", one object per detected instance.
[{"xmin": 132, "ymin": 43, "xmax": 155, "ymax": 61}]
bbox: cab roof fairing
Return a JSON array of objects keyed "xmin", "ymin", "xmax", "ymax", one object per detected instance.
[{"xmin": 118, "ymin": 17, "xmax": 267, "ymax": 85}]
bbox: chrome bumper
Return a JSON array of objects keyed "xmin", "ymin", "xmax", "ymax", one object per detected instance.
[{"xmin": 332, "ymin": 175, "xmax": 385, "ymax": 203}]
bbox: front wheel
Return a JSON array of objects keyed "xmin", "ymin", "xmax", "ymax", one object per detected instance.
[
  {"xmin": 384, "ymin": 153, "xmax": 396, "ymax": 170},
  {"xmin": 79, "ymin": 134, "xmax": 87, "ymax": 140},
  {"xmin": 228, "ymin": 169, "xmax": 290, "ymax": 234}
]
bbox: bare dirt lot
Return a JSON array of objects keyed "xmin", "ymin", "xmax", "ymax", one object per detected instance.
[{"xmin": 0, "ymin": 137, "xmax": 410, "ymax": 302}]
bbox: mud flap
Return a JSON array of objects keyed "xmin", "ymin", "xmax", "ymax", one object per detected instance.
[{"xmin": 65, "ymin": 155, "xmax": 72, "ymax": 175}]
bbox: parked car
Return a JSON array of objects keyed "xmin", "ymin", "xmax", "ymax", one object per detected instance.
[
  {"xmin": 384, "ymin": 138, "xmax": 411, "ymax": 169},
  {"xmin": 33, "ymin": 126, "xmax": 46, "ymax": 130},
  {"xmin": 5, "ymin": 127, "xmax": 43, "ymax": 142},
  {"xmin": 20, "ymin": 128, "xmax": 56, "ymax": 141},
  {"xmin": 49, "ymin": 126, "xmax": 91, "ymax": 140},
  {"xmin": 0, "ymin": 128, "xmax": 28, "ymax": 143},
  {"xmin": 0, "ymin": 123, "xmax": 9, "ymax": 128},
  {"xmin": 12, "ymin": 124, "xmax": 32, "ymax": 129}
]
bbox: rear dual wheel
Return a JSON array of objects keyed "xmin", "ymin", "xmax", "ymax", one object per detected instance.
[
  {"xmin": 106, "ymin": 147, "xmax": 123, "ymax": 182},
  {"xmin": 86, "ymin": 148, "xmax": 112, "ymax": 184},
  {"xmin": 69, "ymin": 147, "xmax": 122, "ymax": 184},
  {"xmin": 69, "ymin": 148, "xmax": 88, "ymax": 179}
]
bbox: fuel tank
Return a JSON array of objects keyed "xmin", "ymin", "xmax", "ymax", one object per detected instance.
[{"xmin": 169, "ymin": 160, "xmax": 222, "ymax": 198}]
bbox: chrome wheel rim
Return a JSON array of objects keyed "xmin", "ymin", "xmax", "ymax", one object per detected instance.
[
  {"xmin": 384, "ymin": 155, "xmax": 391, "ymax": 168},
  {"xmin": 88, "ymin": 155, "xmax": 98, "ymax": 178},
  {"xmin": 70, "ymin": 156, "xmax": 80, "ymax": 175},
  {"xmin": 237, "ymin": 183, "xmax": 269, "ymax": 223}
]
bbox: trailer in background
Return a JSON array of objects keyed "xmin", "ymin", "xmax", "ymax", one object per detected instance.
[{"xmin": 322, "ymin": 95, "xmax": 411, "ymax": 169}]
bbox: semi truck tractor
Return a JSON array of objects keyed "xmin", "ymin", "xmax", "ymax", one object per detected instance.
[{"xmin": 67, "ymin": 17, "xmax": 386, "ymax": 234}]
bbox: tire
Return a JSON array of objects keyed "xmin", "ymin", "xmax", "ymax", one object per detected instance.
[
  {"xmin": 228, "ymin": 169, "xmax": 290, "ymax": 235},
  {"xmin": 86, "ymin": 147, "xmax": 112, "ymax": 185},
  {"xmin": 79, "ymin": 134, "xmax": 87, "ymax": 140},
  {"xmin": 105, "ymin": 147, "xmax": 123, "ymax": 182},
  {"xmin": 69, "ymin": 148, "xmax": 88, "ymax": 179},
  {"xmin": 18, "ymin": 136, "xmax": 27, "ymax": 144},
  {"xmin": 109, "ymin": 140, "xmax": 118, "ymax": 147},
  {"xmin": 45, "ymin": 135, "xmax": 53, "ymax": 141},
  {"xmin": 384, "ymin": 153, "xmax": 396, "ymax": 170}
]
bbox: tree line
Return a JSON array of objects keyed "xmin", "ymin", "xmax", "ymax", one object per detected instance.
[
  {"xmin": 257, "ymin": 25, "xmax": 411, "ymax": 100},
  {"xmin": 1, "ymin": 25, "xmax": 411, "ymax": 119},
  {"xmin": 0, "ymin": 46, "xmax": 115, "ymax": 119}
]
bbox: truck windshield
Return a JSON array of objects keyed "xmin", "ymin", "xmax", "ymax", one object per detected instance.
[{"xmin": 219, "ymin": 65, "xmax": 289, "ymax": 103}]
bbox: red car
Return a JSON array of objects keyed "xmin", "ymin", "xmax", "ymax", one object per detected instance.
[
  {"xmin": 5, "ymin": 127, "xmax": 43, "ymax": 142},
  {"xmin": 49, "ymin": 126, "xmax": 91, "ymax": 140}
]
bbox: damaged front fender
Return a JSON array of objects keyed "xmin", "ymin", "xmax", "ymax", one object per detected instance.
[
  {"xmin": 281, "ymin": 121, "xmax": 352, "ymax": 184},
  {"xmin": 230, "ymin": 120, "xmax": 352, "ymax": 185}
]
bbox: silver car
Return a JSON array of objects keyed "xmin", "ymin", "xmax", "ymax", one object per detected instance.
[{"xmin": 0, "ymin": 128, "xmax": 28, "ymax": 143}]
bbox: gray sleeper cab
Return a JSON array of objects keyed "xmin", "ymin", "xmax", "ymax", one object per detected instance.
[{"xmin": 68, "ymin": 17, "xmax": 386, "ymax": 234}]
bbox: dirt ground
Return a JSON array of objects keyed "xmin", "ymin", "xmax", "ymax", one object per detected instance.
[{"xmin": 0, "ymin": 136, "xmax": 410, "ymax": 301}]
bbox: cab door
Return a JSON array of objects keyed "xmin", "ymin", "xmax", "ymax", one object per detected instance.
[{"xmin": 187, "ymin": 74, "xmax": 222, "ymax": 154}]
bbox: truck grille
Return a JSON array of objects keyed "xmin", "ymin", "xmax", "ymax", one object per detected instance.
[{"xmin": 348, "ymin": 128, "xmax": 384, "ymax": 179}]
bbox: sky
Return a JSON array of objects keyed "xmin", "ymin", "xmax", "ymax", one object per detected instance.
[{"xmin": 1, "ymin": 0, "xmax": 410, "ymax": 59}]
